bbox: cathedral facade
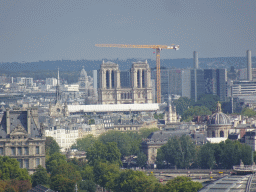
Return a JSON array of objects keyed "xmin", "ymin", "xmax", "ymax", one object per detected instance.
[{"xmin": 98, "ymin": 60, "xmax": 153, "ymax": 104}]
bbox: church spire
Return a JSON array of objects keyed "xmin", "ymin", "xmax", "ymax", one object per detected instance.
[{"xmin": 56, "ymin": 67, "xmax": 61, "ymax": 103}]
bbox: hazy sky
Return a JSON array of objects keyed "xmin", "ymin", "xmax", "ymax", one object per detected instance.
[{"xmin": 0, "ymin": 0, "xmax": 255, "ymax": 62}]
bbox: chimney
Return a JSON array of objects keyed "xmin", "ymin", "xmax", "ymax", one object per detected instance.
[
  {"xmin": 193, "ymin": 51, "xmax": 198, "ymax": 69},
  {"xmin": 247, "ymin": 50, "xmax": 252, "ymax": 81}
]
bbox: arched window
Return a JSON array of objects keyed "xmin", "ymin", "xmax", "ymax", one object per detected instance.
[
  {"xmin": 106, "ymin": 71, "xmax": 109, "ymax": 89},
  {"xmin": 212, "ymin": 131, "xmax": 215, "ymax": 138},
  {"xmin": 142, "ymin": 70, "xmax": 145, "ymax": 88},
  {"xmin": 111, "ymin": 70, "xmax": 115, "ymax": 88},
  {"xmin": 137, "ymin": 70, "xmax": 140, "ymax": 87},
  {"xmin": 220, "ymin": 131, "xmax": 224, "ymax": 137}
]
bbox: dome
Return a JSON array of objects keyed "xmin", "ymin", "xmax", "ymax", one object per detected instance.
[
  {"xmin": 208, "ymin": 102, "xmax": 231, "ymax": 125},
  {"xmin": 80, "ymin": 67, "xmax": 87, "ymax": 77},
  {"xmin": 209, "ymin": 112, "xmax": 231, "ymax": 125}
]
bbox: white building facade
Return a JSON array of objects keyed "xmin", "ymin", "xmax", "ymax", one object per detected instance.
[{"xmin": 45, "ymin": 127, "xmax": 79, "ymax": 152}]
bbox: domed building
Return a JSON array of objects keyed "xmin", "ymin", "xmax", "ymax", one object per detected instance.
[{"xmin": 207, "ymin": 102, "xmax": 232, "ymax": 138}]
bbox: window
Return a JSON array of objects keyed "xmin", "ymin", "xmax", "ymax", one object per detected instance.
[
  {"xmin": 36, "ymin": 146, "xmax": 39, "ymax": 154},
  {"xmin": 17, "ymin": 159, "xmax": 23, "ymax": 168},
  {"xmin": 11, "ymin": 147, "xmax": 15, "ymax": 155},
  {"xmin": 24, "ymin": 159, "xmax": 29, "ymax": 169},
  {"xmin": 24, "ymin": 147, "xmax": 29, "ymax": 155},
  {"xmin": 0, "ymin": 148, "xmax": 3, "ymax": 155},
  {"xmin": 36, "ymin": 158, "xmax": 40, "ymax": 167},
  {"xmin": 18, "ymin": 147, "xmax": 22, "ymax": 155}
]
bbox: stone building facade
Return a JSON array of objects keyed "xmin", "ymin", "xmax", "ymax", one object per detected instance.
[
  {"xmin": 98, "ymin": 60, "xmax": 153, "ymax": 104},
  {"xmin": 0, "ymin": 107, "xmax": 46, "ymax": 174}
]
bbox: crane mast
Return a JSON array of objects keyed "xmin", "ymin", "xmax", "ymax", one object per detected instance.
[{"xmin": 95, "ymin": 43, "xmax": 179, "ymax": 103}]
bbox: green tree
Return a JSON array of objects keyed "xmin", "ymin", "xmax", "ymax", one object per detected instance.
[
  {"xmin": 79, "ymin": 180, "xmax": 96, "ymax": 192},
  {"xmin": 31, "ymin": 165, "xmax": 50, "ymax": 187},
  {"xmin": 93, "ymin": 161, "xmax": 120, "ymax": 191},
  {"xmin": 89, "ymin": 119, "xmax": 95, "ymax": 125},
  {"xmin": 163, "ymin": 176, "xmax": 202, "ymax": 192},
  {"xmin": 45, "ymin": 137, "xmax": 60, "ymax": 156},
  {"xmin": 46, "ymin": 152, "xmax": 67, "ymax": 173},
  {"xmin": 81, "ymin": 165, "xmax": 95, "ymax": 181},
  {"xmin": 0, "ymin": 156, "xmax": 31, "ymax": 181},
  {"xmin": 50, "ymin": 163, "xmax": 82, "ymax": 183},
  {"xmin": 195, "ymin": 94, "xmax": 219, "ymax": 112},
  {"xmin": 86, "ymin": 141, "xmax": 122, "ymax": 166},
  {"xmin": 156, "ymin": 135, "xmax": 196, "ymax": 169},
  {"xmin": 173, "ymin": 97, "xmax": 193, "ymax": 115},
  {"xmin": 113, "ymin": 169, "xmax": 158, "ymax": 192},
  {"xmin": 50, "ymin": 175, "xmax": 75, "ymax": 192},
  {"xmin": 136, "ymin": 151, "xmax": 147, "ymax": 167},
  {"xmin": 72, "ymin": 134, "xmax": 97, "ymax": 152},
  {"xmin": 241, "ymin": 107, "xmax": 256, "ymax": 117},
  {"xmin": 182, "ymin": 106, "xmax": 211, "ymax": 122},
  {"xmin": 198, "ymin": 143, "xmax": 215, "ymax": 169},
  {"xmin": 99, "ymin": 131, "xmax": 132, "ymax": 157}
]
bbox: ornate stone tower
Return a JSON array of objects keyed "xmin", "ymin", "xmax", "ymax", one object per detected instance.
[
  {"xmin": 78, "ymin": 66, "xmax": 89, "ymax": 95},
  {"xmin": 130, "ymin": 60, "xmax": 152, "ymax": 104},
  {"xmin": 98, "ymin": 61, "xmax": 120, "ymax": 104},
  {"xmin": 207, "ymin": 102, "xmax": 232, "ymax": 138}
]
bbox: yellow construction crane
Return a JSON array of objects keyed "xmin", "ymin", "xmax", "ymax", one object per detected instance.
[{"xmin": 95, "ymin": 44, "xmax": 179, "ymax": 103}]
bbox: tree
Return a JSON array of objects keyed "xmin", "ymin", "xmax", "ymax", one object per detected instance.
[
  {"xmin": 88, "ymin": 119, "xmax": 95, "ymax": 125},
  {"xmin": 50, "ymin": 163, "xmax": 82, "ymax": 183},
  {"xmin": 50, "ymin": 175, "xmax": 75, "ymax": 192},
  {"xmin": 173, "ymin": 97, "xmax": 193, "ymax": 116},
  {"xmin": 99, "ymin": 131, "xmax": 133, "ymax": 157},
  {"xmin": 93, "ymin": 161, "xmax": 120, "ymax": 191},
  {"xmin": 182, "ymin": 106, "xmax": 211, "ymax": 122},
  {"xmin": 46, "ymin": 152, "xmax": 67, "ymax": 173},
  {"xmin": 45, "ymin": 137, "xmax": 60, "ymax": 156},
  {"xmin": 156, "ymin": 135, "xmax": 196, "ymax": 169},
  {"xmin": 0, "ymin": 156, "xmax": 31, "ymax": 181},
  {"xmin": 72, "ymin": 134, "xmax": 97, "ymax": 152},
  {"xmin": 113, "ymin": 169, "xmax": 158, "ymax": 192},
  {"xmin": 136, "ymin": 151, "xmax": 147, "ymax": 167},
  {"xmin": 31, "ymin": 165, "xmax": 50, "ymax": 187},
  {"xmin": 79, "ymin": 180, "xmax": 96, "ymax": 192},
  {"xmin": 163, "ymin": 176, "xmax": 202, "ymax": 192},
  {"xmin": 86, "ymin": 141, "xmax": 122, "ymax": 166},
  {"xmin": 241, "ymin": 107, "xmax": 256, "ymax": 117},
  {"xmin": 198, "ymin": 143, "xmax": 215, "ymax": 169},
  {"xmin": 195, "ymin": 94, "xmax": 219, "ymax": 112},
  {"xmin": 81, "ymin": 165, "xmax": 94, "ymax": 181}
]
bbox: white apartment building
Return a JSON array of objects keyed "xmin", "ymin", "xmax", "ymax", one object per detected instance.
[
  {"xmin": 17, "ymin": 77, "xmax": 34, "ymax": 87},
  {"xmin": 46, "ymin": 78, "xmax": 57, "ymax": 87},
  {"xmin": 62, "ymin": 84, "xmax": 79, "ymax": 92},
  {"xmin": 45, "ymin": 127, "xmax": 79, "ymax": 152}
]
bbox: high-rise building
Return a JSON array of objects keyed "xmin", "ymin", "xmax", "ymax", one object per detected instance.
[
  {"xmin": 92, "ymin": 70, "xmax": 98, "ymax": 90},
  {"xmin": 151, "ymin": 68, "xmax": 182, "ymax": 102},
  {"xmin": 181, "ymin": 69, "xmax": 191, "ymax": 98},
  {"xmin": 216, "ymin": 69, "xmax": 227, "ymax": 101},
  {"xmin": 191, "ymin": 69, "xmax": 204, "ymax": 101},
  {"xmin": 204, "ymin": 69, "xmax": 217, "ymax": 95}
]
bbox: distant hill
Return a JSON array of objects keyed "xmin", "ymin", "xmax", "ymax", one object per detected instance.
[{"xmin": 0, "ymin": 56, "xmax": 255, "ymax": 73}]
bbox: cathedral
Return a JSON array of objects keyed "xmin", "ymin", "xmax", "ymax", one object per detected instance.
[{"xmin": 98, "ymin": 60, "xmax": 153, "ymax": 104}]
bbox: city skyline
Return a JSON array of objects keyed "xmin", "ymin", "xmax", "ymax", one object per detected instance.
[{"xmin": 0, "ymin": 0, "xmax": 255, "ymax": 63}]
